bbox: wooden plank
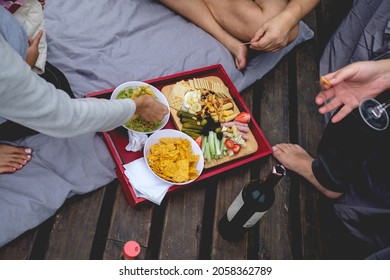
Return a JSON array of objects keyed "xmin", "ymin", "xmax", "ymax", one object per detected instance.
[
  {"xmin": 295, "ymin": 10, "xmax": 328, "ymax": 259},
  {"xmin": 103, "ymin": 183, "xmax": 154, "ymax": 260},
  {"xmin": 211, "ymin": 167, "xmax": 251, "ymax": 259},
  {"xmin": 293, "ymin": 0, "xmax": 355, "ymax": 259},
  {"xmin": 0, "ymin": 230, "xmax": 37, "ymax": 260},
  {"xmin": 43, "ymin": 186, "xmax": 107, "ymax": 259},
  {"xmin": 209, "ymin": 86, "xmax": 255, "ymax": 260},
  {"xmin": 256, "ymin": 57, "xmax": 294, "ymax": 259},
  {"xmin": 158, "ymin": 186, "xmax": 207, "ymax": 259}
]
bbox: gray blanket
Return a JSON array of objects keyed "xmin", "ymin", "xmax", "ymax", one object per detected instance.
[{"xmin": 0, "ymin": 0, "xmax": 313, "ymax": 247}]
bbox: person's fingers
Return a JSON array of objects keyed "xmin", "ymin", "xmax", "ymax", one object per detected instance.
[
  {"xmin": 156, "ymin": 103, "xmax": 169, "ymax": 119},
  {"xmin": 319, "ymin": 76, "xmax": 331, "ymax": 89},
  {"xmin": 251, "ymin": 37, "xmax": 272, "ymax": 51},
  {"xmin": 266, "ymin": 44, "xmax": 283, "ymax": 52},
  {"xmin": 251, "ymin": 29, "xmax": 275, "ymax": 50},
  {"xmin": 251, "ymin": 27, "xmax": 266, "ymax": 43},
  {"xmin": 318, "ymin": 97, "xmax": 342, "ymax": 114},
  {"xmin": 162, "ymin": 104, "xmax": 169, "ymax": 115},
  {"xmin": 315, "ymin": 88, "xmax": 336, "ymax": 105},
  {"xmin": 328, "ymin": 65, "xmax": 359, "ymax": 87},
  {"xmin": 139, "ymin": 99, "xmax": 168, "ymax": 122},
  {"xmin": 31, "ymin": 30, "xmax": 44, "ymax": 47},
  {"xmin": 330, "ymin": 105, "xmax": 353, "ymax": 123}
]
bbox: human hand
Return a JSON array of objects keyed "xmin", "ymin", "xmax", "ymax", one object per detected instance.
[
  {"xmin": 316, "ymin": 60, "xmax": 390, "ymax": 123},
  {"xmin": 134, "ymin": 95, "xmax": 169, "ymax": 122},
  {"xmin": 250, "ymin": 13, "xmax": 295, "ymax": 52},
  {"xmin": 26, "ymin": 30, "xmax": 43, "ymax": 68}
]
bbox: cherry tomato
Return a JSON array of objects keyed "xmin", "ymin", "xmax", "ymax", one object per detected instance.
[
  {"xmin": 232, "ymin": 144, "xmax": 241, "ymax": 154},
  {"xmin": 235, "ymin": 112, "xmax": 251, "ymax": 124},
  {"xmin": 225, "ymin": 138, "xmax": 234, "ymax": 149},
  {"xmin": 195, "ymin": 136, "xmax": 202, "ymax": 147}
]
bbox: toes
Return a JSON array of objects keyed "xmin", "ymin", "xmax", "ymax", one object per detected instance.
[
  {"xmin": 234, "ymin": 45, "xmax": 248, "ymax": 70},
  {"xmin": 235, "ymin": 58, "xmax": 245, "ymax": 71},
  {"xmin": 0, "ymin": 166, "xmax": 17, "ymax": 174},
  {"xmin": 5, "ymin": 154, "xmax": 29, "ymax": 166},
  {"xmin": 0, "ymin": 145, "xmax": 32, "ymax": 174},
  {"xmin": 8, "ymin": 161, "xmax": 24, "ymax": 170},
  {"xmin": 272, "ymin": 146, "xmax": 285, "ymax": 160},
  {"xmin": 277, "ymin": 143, "xmax": 305, "ymax": 153},
  {"xmin": 0, "ymin": 144, "xmax": 32, "ymax": 154},
  {"xmin": 273, "ymin": 143, "xmax": 307, "ymax": 155},
  {"xmin": 293, "ymin": 144, "xmax": 304, "ymax": 150},
  {"xmin": 274, "ymin": 143, "xmax": 291, "ymax": 152}
]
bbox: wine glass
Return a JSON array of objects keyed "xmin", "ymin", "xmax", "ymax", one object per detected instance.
[{"xmin": 359, "ymin": 98, "xmax": 390, "ymax": 131}]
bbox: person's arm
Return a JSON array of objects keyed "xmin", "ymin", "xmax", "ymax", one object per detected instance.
[
  {"xmin": 316, "ymin": 59, "xmax": 390, "ymax": 123},
  {"xmin": 0, "ymin": 36, "xmax": 167, "ymax": 138},
  {"xmin": 250, "ymin": 0, "xmax": 320, "ymax": 51}
]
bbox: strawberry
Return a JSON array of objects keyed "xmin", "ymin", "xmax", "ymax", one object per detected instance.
[
  {"xmin": 235, "ymin": 112, "xmax": 251, "ymax": 123},
  {"xmin": 195, "ymin": 136, "xmax": 202, "ymax": 147},
  {"xmin": 224, "ymin": 138, "xmax": 234, "ymax": 149},
  {"xmin": 232, "ymin": 144, "xmax": 241, "ymax": 154}
]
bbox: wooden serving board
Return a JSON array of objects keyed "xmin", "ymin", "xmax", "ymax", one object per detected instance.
[{"xmin": 161, "ymin": 76, "xmax": 258, "ymax": 169}]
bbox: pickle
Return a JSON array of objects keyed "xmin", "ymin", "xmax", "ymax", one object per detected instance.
[
  {"xmin": 180, "ymin": 117, "xmax": 200, "ymax": 125},
  {"xmin": 177, "ymin": 110, "xmax": 196, "ymax": 119},
  {"xmin": 182, "ymin": 127, "xmax": 202, "ymax": 134},
  {"xmin": 182, "ymin": 122, "xmax": 203, "ymax": 130},
  {"xmin": 181, "ymin": 130, "xmax": 201, "ymax": 139}
]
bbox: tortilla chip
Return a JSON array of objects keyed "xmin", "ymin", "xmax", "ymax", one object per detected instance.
[{"xmin": 147, "ymin": 137, "xmax": 200, "ymax": 183}]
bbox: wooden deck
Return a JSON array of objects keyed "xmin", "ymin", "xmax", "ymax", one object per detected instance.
[{"xmin": 1, "ymin": 0, "xmax": 367, "ymax": 260}]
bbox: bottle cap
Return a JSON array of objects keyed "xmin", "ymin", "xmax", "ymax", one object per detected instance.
[{"xmin": 122, "ymin": 240, "xmax": 141, "ymax": 260}]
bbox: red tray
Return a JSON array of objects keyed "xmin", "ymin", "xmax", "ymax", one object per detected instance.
[{"xmin": 86, "ymin": 64, "xmax": 272, "ymax": 207}]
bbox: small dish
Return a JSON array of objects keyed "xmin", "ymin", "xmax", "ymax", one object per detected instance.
[
  {"xmin": 143, "ymin": 129, "xmax": 204, "ymax": 185},
  {"xmin": 111, "ymin": 81, "xmax": 170, "ymax": 134}
]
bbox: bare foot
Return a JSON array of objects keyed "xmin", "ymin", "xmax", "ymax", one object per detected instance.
[
  {"xmin": 233, "ymin": 43, "xmax": 248, "ymax": 71},
  {"xmin": 272, "ymin": 144, "xmax": 314, "ymax": 178},
  {"xmin": 286, "ymin": 24, "xmax": 299, "ymax": 45},
  {"xmin": 0, "ymin": 144, "xmax": 32, "ymax": 174},
  {"xmin": 272, "ymin": 143, "xmax": 342, "ymax": 199}
]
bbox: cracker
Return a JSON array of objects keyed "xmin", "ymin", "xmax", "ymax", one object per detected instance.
[{"xmin": 168, "ymin": 80, "xmax": 191, "ymax": 110}]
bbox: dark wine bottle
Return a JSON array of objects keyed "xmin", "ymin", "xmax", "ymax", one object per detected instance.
[{"xmin": 218, "ymin": 164, "xmax": 286, "ymax": 242}]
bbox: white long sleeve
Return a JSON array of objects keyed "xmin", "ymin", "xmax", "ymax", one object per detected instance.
[{"xmin": 0, "ymin": 35, "xmax": 136, "ymax": 138}]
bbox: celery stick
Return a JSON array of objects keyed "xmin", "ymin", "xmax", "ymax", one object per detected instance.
[
  {"xmin": 221, "ymin": 136, "xmax": 227, "ymax": 152},
  {"xmin": 201, "ymin": 136, "xmax": 207, "ymax": 154},
  {"xmin": 215, "ymin": 135, "xmax": 221, "ymax": 158},
  {"xmin": 208, "ymin": 131, "xmax": 216, "ymax": 159},
  {"xmin": 204, "ymin": 139, "xmax": 212, "ymax": 162}
]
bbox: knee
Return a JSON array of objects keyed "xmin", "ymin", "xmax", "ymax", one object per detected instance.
[{"xmin": 256, "ymin": 0, "xmax": 290, "ymax": 18}]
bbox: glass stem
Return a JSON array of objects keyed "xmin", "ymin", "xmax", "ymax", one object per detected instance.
[
  {"xmin": 372, "ymin": 102, "xmax": 390, "ymax": 118},
  {"xmin": 382, "ymin": 102, "xmax": 390, "ymax": 110}
]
